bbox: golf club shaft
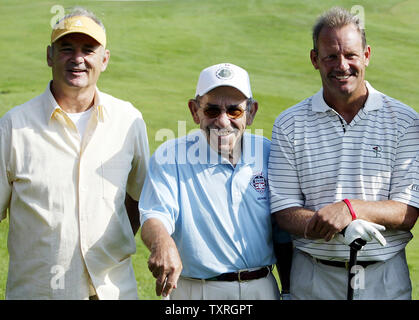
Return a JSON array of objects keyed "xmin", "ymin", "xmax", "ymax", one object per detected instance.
[{"xmin": 347, "ymin": 247, "xmax": 357, "ymax": 300}]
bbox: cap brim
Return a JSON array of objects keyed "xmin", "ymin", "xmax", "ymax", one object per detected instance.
[
  {"xmin": 198, "ymin": 84, "xmax": 251, "ymax": 98},
  {"xmin": 51, "ymin": 30, "xmax": 105, "ymax": 47}
]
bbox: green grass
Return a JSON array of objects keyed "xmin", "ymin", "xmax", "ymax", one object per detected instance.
[{"xmin": 0, "ymin": 0, "xmax": 418, "ymax": 300}]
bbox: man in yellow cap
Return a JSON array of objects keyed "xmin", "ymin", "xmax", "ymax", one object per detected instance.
[{"xmin": 0, "ymin": 7, "xmax": 149, "ymax": 299}]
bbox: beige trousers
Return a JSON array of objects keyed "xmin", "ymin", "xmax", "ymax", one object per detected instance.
[
  {"xmin": 169, "ymin": 273, "xmax": 280, "ymax": 300},
  {"xmin": 290, "ymin": 249, "xmax": 412, "ymax": 300}
]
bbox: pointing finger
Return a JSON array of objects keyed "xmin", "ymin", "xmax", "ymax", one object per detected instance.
[
  {"xmin": 368, "ymin": 222, "xmax": 386, "ymax": 232},
  {"xmin": 162, "ymin": 264, "xmax": 182, "ymax": 297},
  {"xmin": 372, "ymin": 229, "xmax": 387, "ymax": 246},
  {"xmin": 364, "ymin": 224, "xmax": 386, "ymax": 246},
  {"xmin": 155, "ymin": 273, "xmax": 168, "ymax": 296}
]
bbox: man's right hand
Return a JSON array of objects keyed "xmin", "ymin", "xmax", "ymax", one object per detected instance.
[
  {"xmin": 141, "ymin": 219, "xmax": 183, "ymax": 297},
  {"xmin": 304, "ymin": 201, "xmax": 353, "ymax": 241}
]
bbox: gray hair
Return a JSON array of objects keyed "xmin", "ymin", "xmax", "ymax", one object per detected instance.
[
  {"xmin": 55, "ymin": 6, "xmax": 106, "ymax": 33},
  {"xmin": 50, "ymin": 7, "xmax": 106, "ymax": 55},
  {"xmin": 312, "ymin": 7, "xmax": 366, "ymax": 53}
]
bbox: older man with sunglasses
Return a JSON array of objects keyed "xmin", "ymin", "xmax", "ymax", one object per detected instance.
[{"xmin": 139, "ymin": 63, "xmax": 292, "ymax": 300}]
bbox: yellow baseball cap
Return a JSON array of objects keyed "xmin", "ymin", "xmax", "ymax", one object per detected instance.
[{"xmin": 51, "ymin": 15, "xmax": 106, "ymax": 48}]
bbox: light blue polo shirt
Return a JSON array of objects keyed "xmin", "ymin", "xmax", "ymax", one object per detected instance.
[{"xmin": 139, "ymin": 130, "xmax": 277, "ymax": 279}]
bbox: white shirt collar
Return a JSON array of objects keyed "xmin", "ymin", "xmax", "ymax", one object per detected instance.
[{"xmin": 311, "ymin": 81, "xmax": 383, "ymax": 113}]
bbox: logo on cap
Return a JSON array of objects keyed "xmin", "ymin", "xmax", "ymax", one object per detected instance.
[
  {"xmin": 215, "ymin": 66, "xmax": 234, "ymax": 80},
  {"xmin": 74, "ymin": 20, "xmax": 83, "ymax": 27}
]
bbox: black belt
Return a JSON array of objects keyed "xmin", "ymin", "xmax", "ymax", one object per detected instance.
[
  {"xmin": 205, "ymin": 266, "xmax": 273, "ymax": 282},
  {"xmin": 315, "ymin": 258, "xmax": 378, "ymax": 269}
]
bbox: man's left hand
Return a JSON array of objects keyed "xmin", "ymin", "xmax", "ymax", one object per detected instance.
[{"xmin": 336, "ymin": 219, "xmax": 387, "ymax": 247}]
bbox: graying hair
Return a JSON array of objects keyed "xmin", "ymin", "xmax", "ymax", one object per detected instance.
[
  {"xmin": 312, "ymin": 7, "xmax": 366, "ymax": 52},
  {"xmin": 50, "ymin": 7, "xmax": 106, "ymax": 54},
  {"xmin": 54, "ymin": 6, "xmax": 106, "ymax": 33}
]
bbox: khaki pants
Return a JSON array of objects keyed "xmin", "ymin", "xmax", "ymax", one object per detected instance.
[
  {"xmin": 169, "ymin": 273, "xmax": 280, "ymax": 300},
  {"xmin": 290, "ymin": 249, "xmax": 412, "ymax": 300}
]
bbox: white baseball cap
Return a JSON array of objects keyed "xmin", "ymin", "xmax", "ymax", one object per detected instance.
[{"xmin": 195, "ymin": 63, "xmax": 252, "ymax": 98}]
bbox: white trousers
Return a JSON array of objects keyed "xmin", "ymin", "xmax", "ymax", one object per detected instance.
[
  {"xmin": 169, "ymin": 273, "xmax": 280, "ymax": 300},
  {"xmin": 290, "ymin": 249, "xmax": 412, "ymax": 300}
]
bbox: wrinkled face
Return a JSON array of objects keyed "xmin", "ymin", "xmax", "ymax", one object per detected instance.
[
  {"xmin": 47, "ymin": 33, "xmax": 110, "ymax": 91},
  {"xmin": 311, "ymin": 24, "xmax": 370, "ymax": 101},
  {"xmin": 188, "ymin": 86, "xmax": 257, "ymax": 162}
]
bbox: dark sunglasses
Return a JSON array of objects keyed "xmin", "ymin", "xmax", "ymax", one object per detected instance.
[{"xmin": 202, "ymin": 104, "xmax": 246, "ymax": 119}]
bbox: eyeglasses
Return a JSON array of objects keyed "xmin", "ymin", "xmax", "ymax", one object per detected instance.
[{"xmin": 202, "ymin": 104, "xmax": 246, "ymax": 119}]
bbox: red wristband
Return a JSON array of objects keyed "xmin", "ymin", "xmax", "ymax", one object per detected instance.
[{"xmin": 342, "ymin": 199, "xmax": 356, "ymax": 220}]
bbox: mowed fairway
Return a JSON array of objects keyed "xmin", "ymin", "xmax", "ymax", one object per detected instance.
[{"xmin": 0, "ymin": 0, "xmax": 418, "ymax": 300}]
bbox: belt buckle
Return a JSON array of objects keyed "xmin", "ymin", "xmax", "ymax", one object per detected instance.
[
  {"xmin": 345, "ymin": 261, "xmax": 349, "ymax": 270},
  {"xmin": 237, "ymin": 270, "xmax": 248, "ymax": 282}
]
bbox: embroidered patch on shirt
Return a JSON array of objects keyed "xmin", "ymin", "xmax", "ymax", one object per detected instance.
[
  {"xmin": 250, "ymin": 173, "xmax": 267, "ymax": 194},
  {"xmin": 371, "ymin": 145, "xmax": 382, "ymax": 158}
]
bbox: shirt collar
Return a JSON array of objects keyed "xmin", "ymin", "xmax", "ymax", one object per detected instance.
[
  {"xmin": 363, "ymin": 81, "xmax": 384, "ymax": 112},
  {"xmin": 311, "ymin": 81, "xmax": 383, "ymax": 113},
  {"xmin": 44, "ymin": 81, "xmax": 105, "ymax": 125}
]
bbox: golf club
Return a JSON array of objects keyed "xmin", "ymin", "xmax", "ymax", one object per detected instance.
[{"xmin": 347, "ymin": 238, "xmax": 367, "ymax": 300}]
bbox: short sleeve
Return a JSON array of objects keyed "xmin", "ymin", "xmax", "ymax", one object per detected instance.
[
  {"xmin": 126, "ymin": 114, "xmax": 150, "ymax": 201},
  {"xmin": 390, "ymin": 114, "xmax": 419, "ymax": 208},
  {"xmin": 138, "ymin": 145, "xmax": 180, "ymax": 235},
  {"xmin": 268, "ymin": 119, "xmax": 304, "ymax": 213},
  {"xmin": 0, "ymin": 114, "xmax": 13, "ymax": 220}
]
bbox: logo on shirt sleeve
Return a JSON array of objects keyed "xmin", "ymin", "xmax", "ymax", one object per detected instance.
[{"xmin": 250, "ymin": 173, "xmax": 268, "ymax": 199}]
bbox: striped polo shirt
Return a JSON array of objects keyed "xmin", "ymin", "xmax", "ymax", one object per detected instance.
[{"xmin": 269, "ymin": 81, "xmax": 419, "ymax": 261}]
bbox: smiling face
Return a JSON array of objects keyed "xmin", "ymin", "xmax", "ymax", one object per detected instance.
[
  {"xmin": 47, "ymin": 33, "xmax": 110, "ymax": 93},
  {"xmin": 188, "ymin": 86, "xmax": 258, "ymax": 164},
  {"xmin": 310, "ymin": 24, "xmax": 370, "ymax": 104}
]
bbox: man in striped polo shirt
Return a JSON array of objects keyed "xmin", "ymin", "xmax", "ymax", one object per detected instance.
[{"xmin": 269, "ymin": 7, "xmax": 419, "ymax": 299}]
